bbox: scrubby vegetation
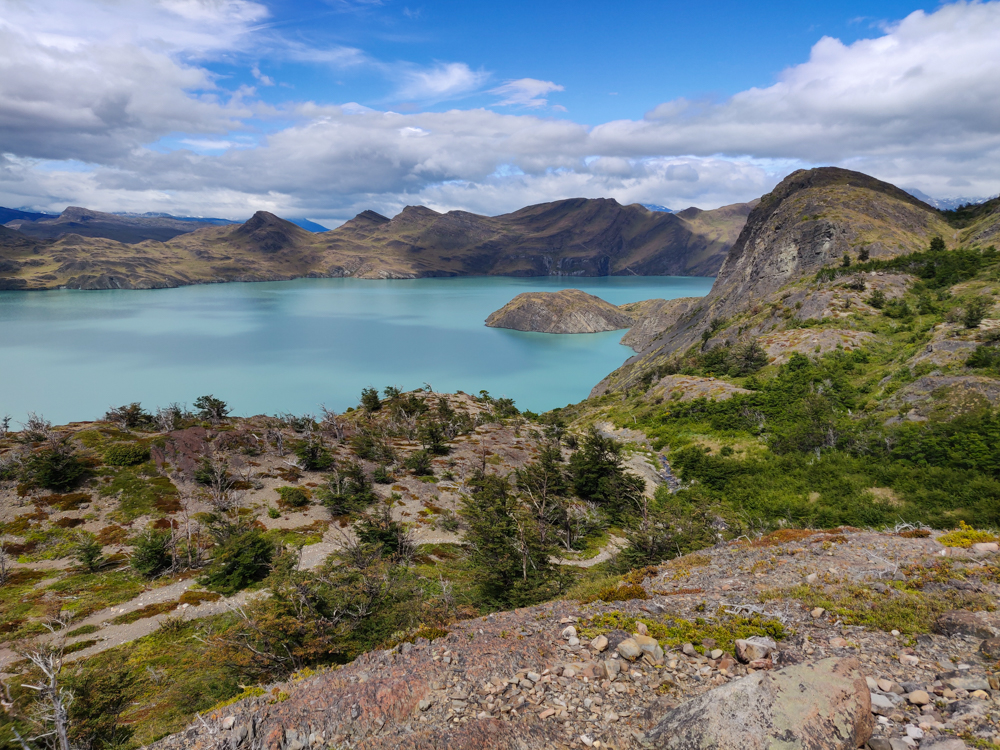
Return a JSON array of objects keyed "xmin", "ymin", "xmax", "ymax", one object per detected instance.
[{"xmin": 3, "ymin": 237, "xmax": 1000, "ymax": 747}]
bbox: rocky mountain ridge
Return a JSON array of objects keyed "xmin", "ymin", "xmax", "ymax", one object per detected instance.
[
  {"xmin": 0, "ymin": 198, "xmax": 752, "ymax": 290},
  {"xmin": 592, "ymin": 167, "xmax": 1000, "ymax": 395}
]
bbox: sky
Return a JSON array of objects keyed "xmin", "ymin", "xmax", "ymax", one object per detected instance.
[{"xmin": 1, "ymin": 0, "xmax": 999, "ymax": 227}]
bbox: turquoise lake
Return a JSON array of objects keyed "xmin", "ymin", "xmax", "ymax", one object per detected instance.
[{"xmin": 0, "ymin": 276, "xmax": 713, "ymax": 424}]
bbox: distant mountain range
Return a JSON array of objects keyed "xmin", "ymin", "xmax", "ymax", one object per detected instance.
[
  {"xmin": 2, "ymin": 206, "xmax": 330, "ymax": 243},
  {"xmin": 0, "ymin": 198, "xmax": 754, "ymax": 290},
  {"xmin": 903, "ymin": 187, "xmax": 999, "ymax": 211}
]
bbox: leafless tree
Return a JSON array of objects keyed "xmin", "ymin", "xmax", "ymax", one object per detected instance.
[
  {"xmin": 7, "ymin": 616, "xmax": 74, "ymax": 750},
  {"xmin": 318, "ymin": 405, "xmax": 345, "ymax": 441},
  {"xmin": 155, "ymin": 403, "xmax": 184, "ymax": 432},
  {"xmin": 18, "ymin": 413, "xmax": 51, "ymax": 443},
  {"xmin": 266, "ymin": 428, "xmax": 285, "ymax": 457}
]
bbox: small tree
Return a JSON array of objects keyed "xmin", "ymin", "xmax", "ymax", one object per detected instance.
[
  {"xmin": 23, "ymin": 444, "xmax": 86, "ymax": 491},
  {"xmin": 841, "ymin": 252, "xmax": 851, "ymax": 268},
  {"xmin": 199, "ymin": 525, "xmax": 274, "ymax": 596},
  {"xmin": 293, "ymin": 438, "xmax": 335, "ymax": 471},
  {"xmin": 963, "ymin": 297, "xmax": 992, "ymax": 329},
  {"xmin": 866, "ymin": 289, "xmax": 887, "ymax": 309},
  {"xmin": 929, "ymin": 236, "xmax": 946, "ymax": 252},
  {"xmin": 193, "ymin": 395, "xmax": 230, "ymax": 423},
  {"xmin": 460, "ymin": 471, "xmax": 554, "ymax": 607},
  {"xmin": 730, "ymin": 338, "xmax": 768, "ymax": 376},
  {"xmin": 103, "ymin": 403, "xmax": 152, "ymax": 432},
  {"xmin": 403, "ymin": 449, "xmax": 433, "ymax": 477},
  {"xmin": 130, "ymin": 529, "xmax": 172, "ymax": 578},
  {"xmin": 65, "ymin": 650, "xmax": 139, "ymax": 750},
  {"xmin": 858, "ymin": 246, "xmax": 871, "ymax": 262},
  {"xmin": 360, "ymin": 387, "xmax": 382, "ymax": 413},
  {"xmin": 74, "ymin": 534, "xmax": 103, "ymax": 573},
  {"xmin": 418, "ymin": 422, "xmax": 448, "ymax": 455},
  {"xmin": 318, "ymin": 461, "xmax": 375, "ymax": 516}
]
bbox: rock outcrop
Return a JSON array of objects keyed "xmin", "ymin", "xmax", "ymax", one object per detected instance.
[
  {"xmin": 644, "ymin": 657, "xmax": 873, "ymax": 750},
  {"xmin": 486, "ymin": 289, "xmax": 636, "ymax": 333}
]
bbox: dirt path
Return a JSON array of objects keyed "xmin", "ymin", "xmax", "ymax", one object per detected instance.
[{"xmin": 552, "ymin": 535, "xmax": 627, "ymax": 568}]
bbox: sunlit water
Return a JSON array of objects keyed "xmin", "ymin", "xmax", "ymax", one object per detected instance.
[{"xmin": 0, "ymin": 276, "xmax": 713, "ymax": 424}]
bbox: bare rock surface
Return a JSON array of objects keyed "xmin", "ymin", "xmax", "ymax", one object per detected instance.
[
  {"xmin": 151, "ymin": 527, "xmax": 1000, "ymax": 750},
  {"xmin": 644, "ymin": 657, "xmax": 873, "ymax": 750}
]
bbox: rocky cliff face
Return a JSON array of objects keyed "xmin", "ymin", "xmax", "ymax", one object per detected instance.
[
  {"xmin": 591, "ymin": 167, "xmax": 996, "ymax": 395},
  {"xmin": 486, "ymin": 290, "xmax": 637, "ymax": 333}
]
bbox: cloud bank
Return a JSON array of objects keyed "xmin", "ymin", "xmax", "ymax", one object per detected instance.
[{"xmin": 1, "ymin": 0, "xmax": 999, "ymax": 224}]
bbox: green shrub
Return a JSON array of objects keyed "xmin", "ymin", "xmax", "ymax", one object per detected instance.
[
  {"xmin": 866, "ymin": 289, "xmax": 887, "ymax": 309},
  {"xmin": 75, "ymin": 534, "xmax": 104, "ymax": 572},
  {"xmin": 293, "ymin": 439, "xmax": 335, "ymax": 471},
  {"xmin": 103, "ymin": 442, "xmax": 151, "ymax": 466},
  {"xmin": 199, "ymin": 528, "xmax": 274, "ymax": 596},
  {"xmin": 403, "ymin": 450, "xmax": 433, "ymax": 477},
  {"xmin": 23, "ymin": 446, "xmax": 87, "ymax": 491},
  {"xmin": 967, "ymin": 344, "xmax": 1000, "ymax": 370},
  {"xmin": 131, "ymin": 529, "xmax": 172, "ymax": 577},
  {"xmin": 276, "ymin": 486, "xmax": 310, "ymax": 509},
  {"xmin": 963, "ymin": 297, "xmax": 992, "ymax": 329}
]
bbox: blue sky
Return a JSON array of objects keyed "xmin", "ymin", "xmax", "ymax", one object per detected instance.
[
  {"xmin": 1, "ymin": 0, "xmax": 999, "ymax": 225},
  {"xmin": 226, "ymin": 0, "xmax": 926, "ymax": 121}
]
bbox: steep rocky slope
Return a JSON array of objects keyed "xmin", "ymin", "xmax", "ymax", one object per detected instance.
[
  {"xmin": 0, "ymin": 198, "xmax": 751, "ymax": 290},
  {"xmin": 486, "ymin": 290, "xmax": 636, "ymax": 333},
  {"xmin": 592, "ymin": 167, "xmax": 1000, "ymax": 395},
  {"xmin": 152, "ymin": 528, "xmax": 1000, "ymax": 750}
]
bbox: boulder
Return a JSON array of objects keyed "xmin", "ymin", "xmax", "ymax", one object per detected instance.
[
  {"xmin": 735, "ymin": 636, "xmax": 776, "ymax": 663},
  {"xmin": 934, "ymin": 610, "xmax": 996, "ymax": 639},
  {"xmin": 980, "ymin": 637, "xmax": 1000, "ymax": 659},
  {"xmin": 634, "ymin": 634, "xmax": 665, "ymax": 664},
  {"xmin": 643, "ymin": 657, "xmax": 873, "ymax": 750},
  {"xmin": 616, "ymin": 638, "xmax": 642, "ymax": 661}
]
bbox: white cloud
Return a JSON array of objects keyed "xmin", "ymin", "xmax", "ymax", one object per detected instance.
[
  {"xmin": 491, "ymin": 78, "xmax": 564, "ymax": 108},
  {"xmin": 393, "ymin": 62, "xmax": 489, "ymax": 102},
  {"xmin": 251, "ymin": 64, "xmax": 275, "ymax": 86},
  {"xmin": 3, "ymin": 0, "xmax": 1000, "ymax": 221},
  {"xmin": 591, "ymin": 1, "xmax": 1000, "ymax": 198}
]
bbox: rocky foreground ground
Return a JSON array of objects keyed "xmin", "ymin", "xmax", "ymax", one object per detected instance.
[{"xmin": 154, "ymin": 528, "xmax": 1000, "ymax": 750}]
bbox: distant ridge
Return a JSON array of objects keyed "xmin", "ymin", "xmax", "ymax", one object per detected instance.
[
  {"xmin": 903, "ymin": 187, "xmax": 999, "ymax": 211},
  {"xmin": 0, "ymin": 195, "xmax": 755, "ymax": 290}
]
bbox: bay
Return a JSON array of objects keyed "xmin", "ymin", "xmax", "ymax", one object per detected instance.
[{"xmin": 0, "ymin": 276, "xmax": 712, "ymax": 424}]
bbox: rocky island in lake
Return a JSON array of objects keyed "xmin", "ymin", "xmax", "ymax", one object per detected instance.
[{"xmin": 485, "ymin": 288, "xmax": 641, "ymax": 333}]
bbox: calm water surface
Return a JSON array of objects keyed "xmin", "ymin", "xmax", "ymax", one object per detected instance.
[{"xmin": 0, "ymin": 276, "xmax": 712, "ymax": 424}]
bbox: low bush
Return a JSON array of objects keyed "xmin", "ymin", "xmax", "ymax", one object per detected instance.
[
  {"xmin": 276, "ymin": 486, "xmax": 310, "ymax": 509},
  {"xmin": 103, "ymin": 442, "xmax": 151, "ymax": 466}
]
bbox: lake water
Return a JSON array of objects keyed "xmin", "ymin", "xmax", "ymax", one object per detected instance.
[{"xmin": 0, "ymin": 276, "xmax": 713, "ymax": 425}]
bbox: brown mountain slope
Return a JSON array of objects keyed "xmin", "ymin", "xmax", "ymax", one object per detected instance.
[
  {"xmin": 591, "ymin": 166, "xmax": 998, "ymax": 395},
  {"xmin": 0, "ymin": 198, "xmax": 753, "ymax": 290}
]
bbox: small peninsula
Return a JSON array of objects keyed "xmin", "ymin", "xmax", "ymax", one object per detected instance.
[{"xmin": 485, "ymin": 288, "xmax": 639, "ymax": 333}]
